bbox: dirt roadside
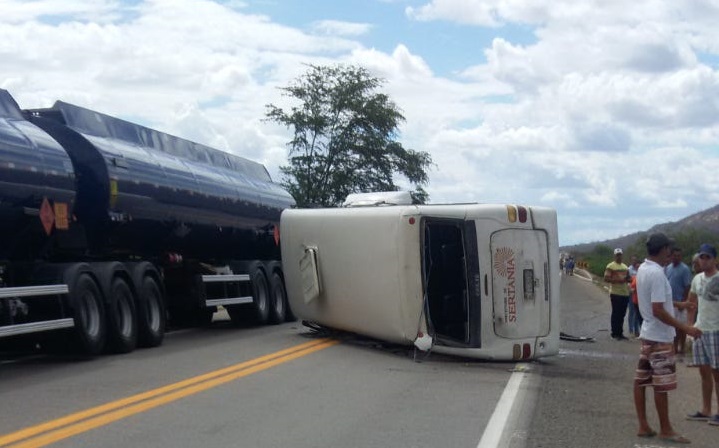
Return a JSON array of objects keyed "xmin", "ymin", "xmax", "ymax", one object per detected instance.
[{"xmin": 520, "ymin": 273, "xmax": 716, "ymax": 448}]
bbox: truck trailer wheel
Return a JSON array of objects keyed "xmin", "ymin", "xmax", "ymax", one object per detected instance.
[
  {"xmin": 105, "ymin": 277, "xmax": 138, "ymax": 354},
  {"xmin": 69, "ymin": 272, "xmax": 106, "ymax": 356},
  {"xmin": 249, "ymin": 263, "xmax": 270, "ymax": 325},
  {"xmin": 268, "ymin": 270, "xmax": 287, "ymax": 324},
  {"xmin": 226, "ymin": 261, "xmax": 269, "ymax": 326},
  {"xmin": 136, "ymin": 275, "xmax": 166, "ymax": 348}
]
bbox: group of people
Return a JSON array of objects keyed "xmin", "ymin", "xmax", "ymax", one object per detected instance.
[
  {"xmin": 603, "ymin": 233, "xmax": 719, "ymax": 443},
  {"xmin": 560, "ymin": 256, "xmax": 575, "ymax": 276}
]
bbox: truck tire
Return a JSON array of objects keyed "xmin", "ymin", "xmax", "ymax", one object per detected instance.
[
  {"xmin": 268, "ymin": 269, "xmax": 287, "ymax": 324},
  {"xmin": 105, "ymin": 276, "xmax": 138, "ymax": 354},
  {"xmin": 226, "ymin": 261, "xmax": 269, "ymax": 326},
  {"xmin": 136, "ymin": 275, "xmax": 166, "ymax": 348},
  {"xmin": 69, "ymin": 272, "xmax": 106, "ymax": 356},
  {"xmin": 283, "ymin": 274, "xmax": 297, "ymax": 323},
  {"xmin": 250, "ymin": 262, "xmax": 270, "ymax": 325}
]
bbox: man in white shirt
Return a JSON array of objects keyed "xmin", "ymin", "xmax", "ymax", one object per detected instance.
[
  {"xmin": 633, "ymin": 233, "xmax": 702, "ymax": 443},
  {"xmin": 686, "ymin": 243, "xmax": 719, "ymax": 426}
]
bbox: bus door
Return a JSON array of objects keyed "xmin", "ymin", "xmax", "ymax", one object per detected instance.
[
  {"xmin": 490, "ymin": 229, "xmax": 550, "ymax": 339},
  {"xmin": 422, "ymin": 218, "xmax": 481, "ymax": 347}
]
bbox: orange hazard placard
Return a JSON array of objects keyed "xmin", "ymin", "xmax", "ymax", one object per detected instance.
[
  {"xmin": 39, "ymin": 197, "xmax": 55, "ymax": 235},
  {"xmin": 54, "ymin": 202, "xmax": 69, "ymax": 230}
]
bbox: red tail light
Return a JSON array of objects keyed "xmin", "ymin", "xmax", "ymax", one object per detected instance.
[
  {"xmin": 518, "ymin": 206, "xmax": 528, "ymax": 223},
  {"xmin": 522, "ymin": 343, "xmax": 531, "ymax": 359}
]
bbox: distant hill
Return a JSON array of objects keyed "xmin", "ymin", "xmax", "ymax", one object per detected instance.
[{"xmin": 561, "ymin": 204, "xmax": 719, "ymax": 254}]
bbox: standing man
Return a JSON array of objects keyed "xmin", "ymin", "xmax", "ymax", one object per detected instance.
[
  {"xmin": 686, "ymin": 244, "xmax": 719, "ymax": 425},
  {"xmin": 628, "ymin": 258, "xmax": 643, "ymax": 337},
  {"xmin": 634, "ymin": 233, "xmax": 701, "ymax": 443},
  {"xmin": 692, "ymin": 253, "xmax": 703, "ymax": 276},
  {"xmin": 628, "ymin": 255, "xmax": 640, "ymax": 277},
  {"xmin": 566, "ymin": 257, "xmax": 575, "ymax": 276},
  {"xmin": 665, "ymin": 247, "xmax": 693, "ymax": 355},
  {"xmin": 605, "ymin": 248, "xmax": 630, "ymax": 340}
]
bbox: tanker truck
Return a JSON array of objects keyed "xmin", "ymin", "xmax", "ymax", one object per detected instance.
[
  {"xmin": 280, "ymin": 192, "xmax": 560, "ymax": 361},
  {"xmin": 0, "ymin": 89, "xmax": 295, "ymax": 356}
]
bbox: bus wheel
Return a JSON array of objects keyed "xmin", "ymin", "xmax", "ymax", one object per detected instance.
[
  {"xmin": 268, "ymin": 270, "xmax": 287, "ymax": 324},
  {"xmin": 136, "ymin": 275, "xmax": 166, "ymax": 348},
  {"xmin": 69, "ymin": 272, "xmax": 106, "ymax": 356},
  {"xmin": 105, "ymin": 276, "xmax": 138, "ymax": 354}
]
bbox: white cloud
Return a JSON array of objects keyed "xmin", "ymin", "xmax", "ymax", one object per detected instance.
[
  {"xmin": 171, "ymin": 102, "xmax": 230, "ymax": 152},
  {"xmin": 571, "ymin": 121, "xmax": 631, "ymax": 153},
  {"xmin": 311, "ymin": 20, "xmax": 372, "ymax": 37},
  {"xmin": 2, "ymin": 0, "xmax": 719, "ymax": 245},
  {"xmin": 350, "ymin": 44, "xmax": 433, "ymax": 80},
  {"xmin": 0, "ymin": 0, "xmax": 130, "ymax": 24},
  {"xmin": 406, "ymin": 0, "xmax": 502, "ymax": 26}
]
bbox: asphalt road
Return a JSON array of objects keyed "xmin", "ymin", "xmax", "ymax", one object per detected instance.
[
  {"xmin": 0, "ymin": 313, "xmax": 521, "ymax": 448},
  {"xmin": 1, "ymin": 275, "xmax": 717, "ymax": 448}
]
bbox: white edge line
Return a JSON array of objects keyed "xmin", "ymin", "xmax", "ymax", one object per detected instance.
[
  {"xmin": 569, "ymin": 269, "xmax": 593, "ymax": 282},
  {"xmin": 476, "ymin": 364, "xmax": 527, "ymax": 448}
]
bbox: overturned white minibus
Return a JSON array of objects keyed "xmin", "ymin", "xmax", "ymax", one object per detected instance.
[{"xmin": 280, "ymin": 193, "xmax": 559, "ymax": 360}]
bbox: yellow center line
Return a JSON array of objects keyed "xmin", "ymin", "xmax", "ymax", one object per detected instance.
[{"xmin": 0, "ymin": 338, "xmax": 338, "ymax": 448}]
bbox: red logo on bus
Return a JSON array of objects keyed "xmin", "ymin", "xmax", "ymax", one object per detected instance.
[
  {"xmin": 494, "ymin": 247, "xmax": 517, "ymax": 323},
  {"xmin": 494, "ymin": 247, "xmax": 514, "ymax": 277}
]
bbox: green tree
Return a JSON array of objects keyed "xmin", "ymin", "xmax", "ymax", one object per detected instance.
[
  {"xmin": 582, "ymin": 244, "xmax": 614, "ymax": 277},
  {"xmin": 265, "ymin": 64, "xmax": 432, "ymax": 207}
]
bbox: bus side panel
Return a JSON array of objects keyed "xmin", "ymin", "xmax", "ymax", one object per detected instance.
[{"xmin": 280, "ymin": 208, "xmax": 423, "ymax": 344}]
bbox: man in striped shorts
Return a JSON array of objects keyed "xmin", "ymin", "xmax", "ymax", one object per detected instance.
[
  {"xmin": 686, "ymin": 243, "xmax": 719, "ymax": 426},
  {"xmin": 634, "ymin": 233, "xmax": 702, "ymax": 444}
]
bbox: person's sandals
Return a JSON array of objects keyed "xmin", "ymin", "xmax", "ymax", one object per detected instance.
[
  {"xmin": 709, "ymin": 414, "xmax": 719, "ymax": 426},
  {"xmin": 636, "ymin": 430, "xmax": 656, "ymax": 438},
  {"xmin": 686, "ymin": 411, "xmax": 710, "ymax": 421},
  {"xmin": 659, "ymin": 434, "xmax": 690, "ymax": 444}
]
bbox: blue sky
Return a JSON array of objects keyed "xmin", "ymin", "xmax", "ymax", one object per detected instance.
[
  {"xmin": 244, "ymin": 0, "xmax": 537, "ymax": 76},
  {"xmin": 2, "ymin": 0, "xmax": 719, "ymax": 246}
]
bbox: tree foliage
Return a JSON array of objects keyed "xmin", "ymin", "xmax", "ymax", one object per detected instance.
[{"xmin": 265, "ymin": 64, "xmax": 432, "ymax": 207}]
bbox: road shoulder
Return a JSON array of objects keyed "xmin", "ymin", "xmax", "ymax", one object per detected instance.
[{"xmin": 523, "ymin": 275, "xmax": 715, "ymax": 448}]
